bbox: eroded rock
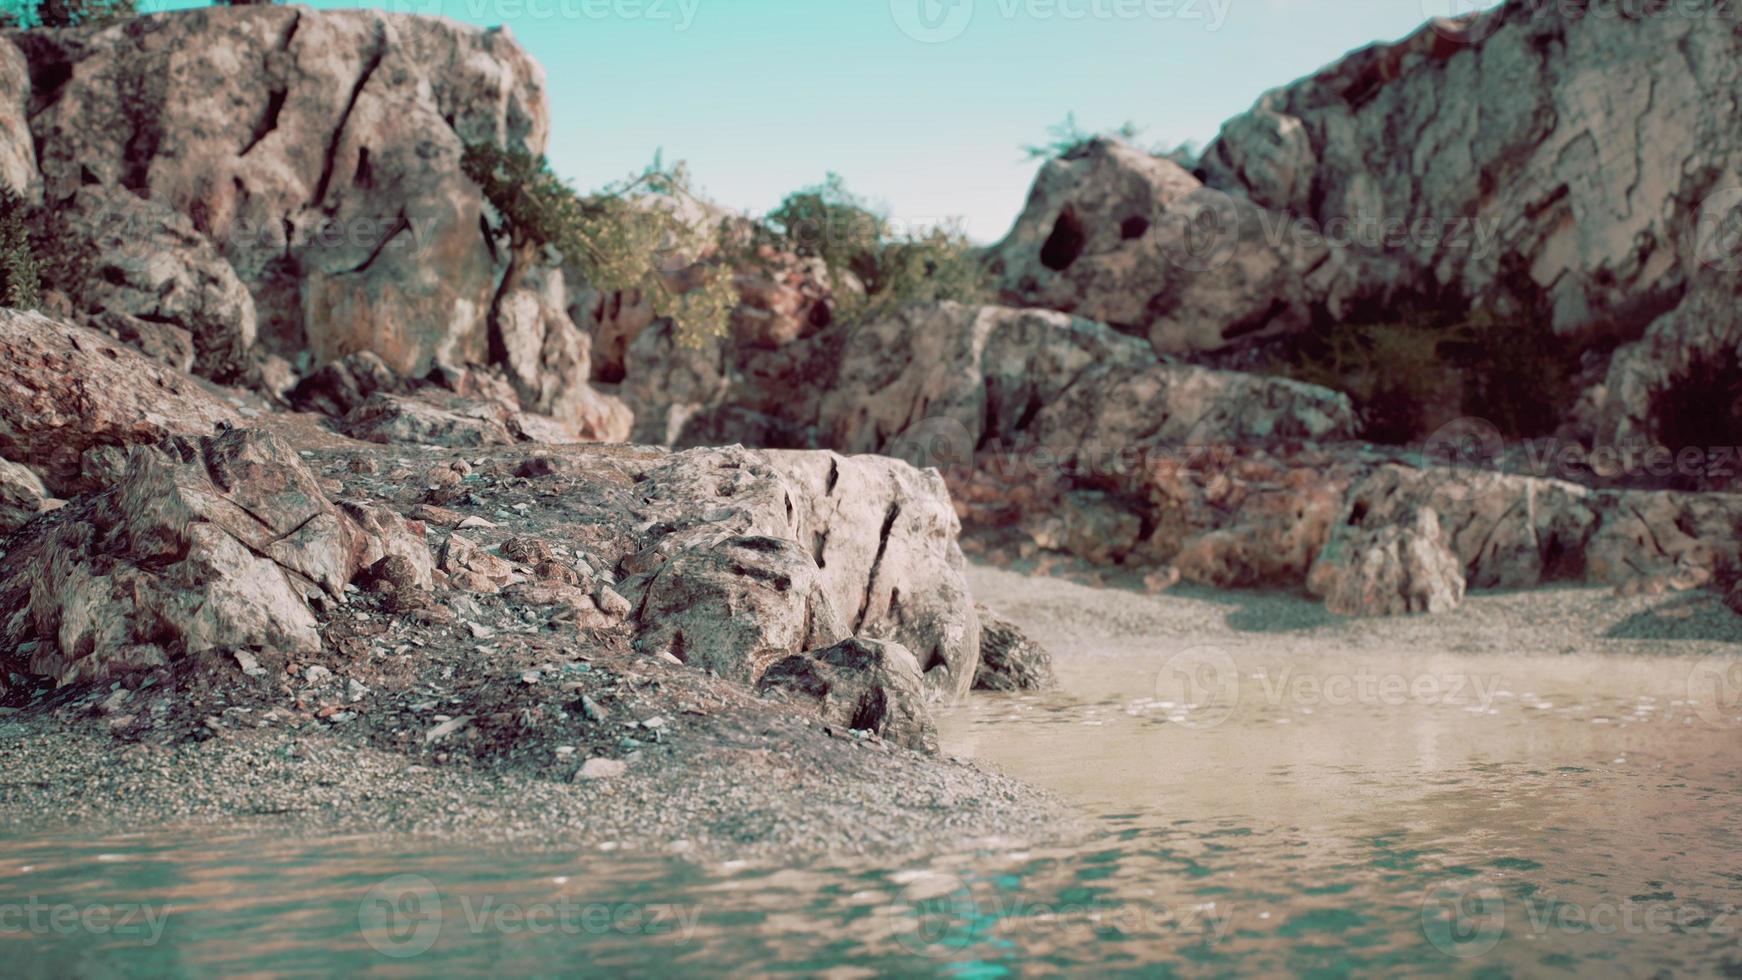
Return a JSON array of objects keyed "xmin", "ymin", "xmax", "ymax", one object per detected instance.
[
  {"xmin": 1311, "ymin": 507, "xmax": 1467, "ymax": 617},
  {"xmin": 636, "ymin": 536, "xmax": 848, "ymax": 684},
  {"xmin": 0, "ymin": 309, "xmax": 241, "ymax": 495},
  {"xmin": 758, "ymin": 637, "xmax": 939, "ymax": 754},
  {"xmin": 973, "ymin": 606, "xmax": 1056, "ymax": 692},
  {"xmin": 0, "ymin": 428, "xmax": 390, "ymax": 684},
  {"xmin": 0, "ymin": 457, "xmax": 54, "ymax": 534}
]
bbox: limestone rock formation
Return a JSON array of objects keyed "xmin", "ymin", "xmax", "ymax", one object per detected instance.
[
  {"xmin": 0, "ymin": 428, "xmax": 404, "ymax": 685},
  {"xmin": 986, "ymin": 138, "xmax": 1348, "ymax": 355},
  {"xmin": 622, "ymin": 302, "xmax": 1358, "ymax": 459},
  {"xmin": 15, "ymin": 6, "xmax": 547, "ymax": 378},
  {"xmin": 1310, "ymin": 507, "xmax": 1467, "ymax": 617},
  {"xmin": 637, "ymin": 536, "xmax": 849, "ymax": 685},
  {"xmin": 973, "ymin": 606, "xmax": 1056, "ymax": 692},
  {"xmin": 626, "ymin": 447, "xmax": 985, "ymax": 701},
  {"xmin": 64, "ymin": 185, "xmax": 258, "ymax": 380},
  {"xmin": 980, "ymin": 1, "xmax": 1742, "ymax": 447},
  {"xmin": 759, "ymin": 637, "xmax": 939, "ymax": 753},
  {"xmin": 0, "ymin": 309, "xmax": 241, "ymax": 495}
]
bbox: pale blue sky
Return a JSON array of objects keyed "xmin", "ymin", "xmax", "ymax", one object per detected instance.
[{"xmin": 242, "ymin": 1, "xmax": 1501, "ymax": 240}]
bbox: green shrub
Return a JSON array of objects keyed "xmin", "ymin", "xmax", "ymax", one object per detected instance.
[
  {"xmin": 764, "ymin": 174, "xmax": 988, "ymax": 322},
  {"xmin": 462, "ymin": 143, "xmax": 734, "ymax": 346},
  {"xmin": 0, "ymin": 0, "xmax": 136, "ymax": 29},
  {"xmin": 1022, "ymin": 113, "xmax": 1143, "ymax": 161},
  {"xmin": 0, "ymin": 189, "xmax": 40, "ymax": 310}
]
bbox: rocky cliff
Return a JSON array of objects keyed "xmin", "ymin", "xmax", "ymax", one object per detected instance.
[
  {"xmin": 987, "ymin": 0, "xmax": 1742, "ymax": 449},
  {"xmin": 3, "ymin": 7, "xmax": 626, "ymax": 439}
]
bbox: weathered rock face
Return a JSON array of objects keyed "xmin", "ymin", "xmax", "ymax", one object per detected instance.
[
  {"xmin": 1310, "ymin": 506, "xmax": 1467, "ymax": 616},
  {"xmin": 765, "ymin": 451, "xmax": 983, "ymax": 701},
  {"xmin": 624, "ymin": 447, "xmax": 986, "ymax": 701},
  {"xmin": 759, "ymin": 637, "xmax": 939, "ymax": 753},
  {"xmin": 1304, "ymin": 463, "xmax": 1742, "ymax": 610},
  {"xmin": 1198, "ymin": 3, "xmax": 1723, "ymax": 350},
  {"xmin": 65, "ymin": 185, "xmax": 258, "ymax": 380},
  {"xmin": 15, "ymin": 6, "xmax": 545, "ymax": 378},
  {"xmin": 973, "ymin": 606, "xmax": 1055, "ymax": 692},
  {"xmin": 637, "ymin": 536, "xmax": 849, "ymax": 684},
  {"xmin": 0, "ymin": 309, "xmax": 241, "ymax": 495},
  {"xmin": 986, "ymin": 139, "xmax": 1349, "ymax": 355},
  {"xmin": 624, "ymin": 302, "xmax": 1357, "ymax": 459},
  {"xmin": 981, "ymin": 2, "xmax": 1742, "ymax": 445},
  {"xmin": 0, "ymin": 456, "xmax": 54, "ymax": 534},
  {"xmin": 0, "ymin": 428, "xmax": 401, "ymax": 685},
  {"xmin": 0, "ymin": 36, "xmax": 33, "ymax": 197}
]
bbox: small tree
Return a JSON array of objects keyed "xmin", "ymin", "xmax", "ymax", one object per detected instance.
[
  {"xmin": 462, "ymin": 143, "xmax": 734, "ymax": 346},
  {"xmin": 0, "ymin": 189, "xmax": 40, "ymax": 310}
]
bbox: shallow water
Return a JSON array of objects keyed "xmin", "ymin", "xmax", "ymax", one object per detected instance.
[{"xmin": 5, "ymin": 578, "xmax": 1742, "ymax": 977}]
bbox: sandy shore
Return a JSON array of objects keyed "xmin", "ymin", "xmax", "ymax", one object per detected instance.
[{"xmin": 3, "ymin": 557, "xmax": 1734, "ymax": 863}]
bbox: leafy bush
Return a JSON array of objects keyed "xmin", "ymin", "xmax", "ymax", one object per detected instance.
[
  {"xmin": 462, "ymin": 143, "xmax": 734, "ymax": 346},
  {"xmin": 0, "ymin": 189, "xmax": 39, "ymax": 310},
  {"xmin": 764, "ymin": 174, "xmax": 988, "ymax": 322},
  {"xmin": 1261, "ymin": 310, "xmax": 1578, "ymax": 444},
  {"xmin": 0, "ymin": 0, "xmax": 136, "ymax": 29}
]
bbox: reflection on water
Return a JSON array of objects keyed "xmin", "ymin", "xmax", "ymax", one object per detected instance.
[{"xmin": 4, "ymin": 592, "xmax": 1742, "ymax": 975}]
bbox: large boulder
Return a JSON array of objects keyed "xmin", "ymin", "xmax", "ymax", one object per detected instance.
[
  {"xmin": 64, "ymin": 185, "xmax": 258, "ymax": 380},
  {"xmin": 622, "ymin": 302, "xmax": 1357, "ymax": 459},
  {"xmin": 636, "ymin": 536, "xmax": 849, "ymax": 684},
  {"xmin": 759, "ymin": 637, "xmax": 939, "ymax": 754},
  {"xmin": 973, "ymin": 606, "xmax": 1056, "ymax": 692},
  {"xmin": 0, "ymin": 309, "xmax": 240, "ymax": 495},
  {"xmin": 1310, "ymin": 506, "xmax": 1467, "ymax": 616},
  {"xmin": 0, "ymin": 428, "xmax": 402, "ymax": 685},
  {"xmin": 1198, "ymin": 3, "xmax": 1726, "ymax": 350},
  {"xmin": 816, "ymin": 303, "xmax": 1357, "ymax": 455},
  {"xmin": 16, "ymin": 6, "xmax": 547, "ymax": 376},
  {"xmin": 624, "ymin": 447, "xmax": 986, "ymax": 701},
  {"xmin": 1194, "ymin": 1, "xmax": 1742, "ymax": 441},
  {"xmin": 984, "ymin": 138, "xmax": 1351, "ymax": 355},
  {"xmin": 0, "ymin": 36, "xmax": 34, "ymax": 197}
]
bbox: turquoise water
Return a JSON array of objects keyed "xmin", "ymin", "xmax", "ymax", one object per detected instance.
[{"xmin": 5, "ymin": 589, "xmax": 1742, "ymax": 976}]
